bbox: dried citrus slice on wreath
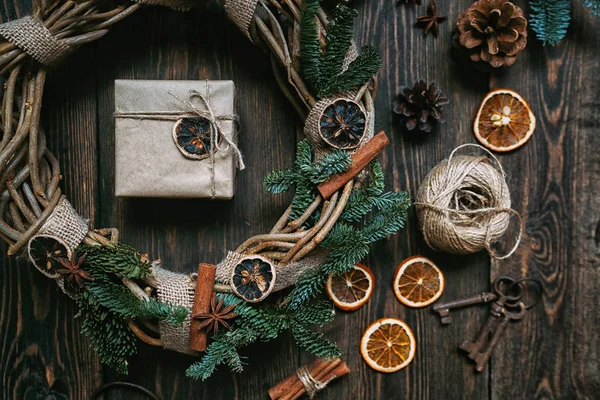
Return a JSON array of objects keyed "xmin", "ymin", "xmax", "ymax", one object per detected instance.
[
  {"xmin": 473, "ymin": 89, "xmax": 536, "ymax": 152},
  {"xmin": 393, "ymin": 256, "xmax": 444, "ymax": 308},
  {"xmin": 360, "ymin": 318, "xmax": 416, "ymax": 373},
  {"xmin": 326, "ymin": 263, "xmax": 374, "ymax": 311}
]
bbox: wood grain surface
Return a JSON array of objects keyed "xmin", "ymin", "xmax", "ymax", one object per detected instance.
[{"xmin": 0, "ymin": 1, "xmax": 599, "ymax": 399}]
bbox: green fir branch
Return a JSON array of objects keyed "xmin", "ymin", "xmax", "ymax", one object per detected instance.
[
  {"xmin": 291, "ymin": 324, "xmax": 342, "ymax": 359},
  {"xmin": 77, "ymin": 243, "xmax": 152, "ymax": 279},
  {"xmin": 300, "ymin": 0, "xmax": 321, "ymax": 89},
  {"xmin": 186, "ymin": 328, "xmax": 257, "ymax": 380},
  {"xmin": 584, "ymin": 0, "xmax": 600, "ymax": 15},
  {"xmin": 319, "ymin": 5, "xmax": 358, "ymax": 83},
  {"xmin": 264, "ymin": 168, "xmax": 300, "ymax": 194},
  {"xmin": 320, "ymin": 45, "xmax": 382, "ymax": 97},
  {"xmin": 529, "ymin": 0, "xmax": 571, "ymax": 46},
  {"xmin": 76, "ymin": 291, "xmax": 137, "ymax": 374},
  {"xmin": 307, "ymin": 149, "xmax": 352, "ymax": 184}
]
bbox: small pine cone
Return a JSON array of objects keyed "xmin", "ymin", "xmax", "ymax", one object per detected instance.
[
  {"xmin": 454, "ymin": 0, "xmax": 527, "ymax": 68},
  {"xmin": 393, "ymin": 80, "xmax": 448, "ymax": 133}
]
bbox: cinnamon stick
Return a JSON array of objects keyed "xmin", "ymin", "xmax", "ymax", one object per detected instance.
[
  {"xmin": 268, "ymin": 358, "xmax": 322, "ymax": 399},
  {"xmin": 188, "ymin": 263, "xmax": 216, "ymax": 352},
  {"xmin": 289, "ymin": 362, "xmax": 351, "ymax": 400},
  {"xmin": 317, "ymin": 131, "xmax": 389, "ymax": 199},
  {"xmin": 269, "ymin": 358, "xmax": 350, "ymax": 400}
]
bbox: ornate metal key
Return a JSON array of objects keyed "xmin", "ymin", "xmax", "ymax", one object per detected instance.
[
  {"xmin": 433, "ymin": 291, "xmax": 498, "ymax": 325},
  {"xmin": 459, "ymin": 296, "xmax": 509, "ymax": 359},
  {"xmin": 433, "ymin": 276, "xmax": 521, "ymax": 325},
  {"xmin": 473, "ymin": 302, "xmax": 526, "ymax": 371}
]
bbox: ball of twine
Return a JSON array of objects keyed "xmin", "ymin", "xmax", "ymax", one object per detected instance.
[{"xmin": 414, "ymin": 144, "xmax": 522, "ymax": 260}]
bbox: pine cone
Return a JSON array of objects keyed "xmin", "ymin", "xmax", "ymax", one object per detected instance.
[
  {"xmin": 454, "ymin": 0, "xmax": 527, "ymax": 68},
  {"xmin": 393, "ymin": 80, "xmax": 448, "ymax": 133}
]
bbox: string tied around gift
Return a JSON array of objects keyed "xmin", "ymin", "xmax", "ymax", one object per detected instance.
[
  {"xmin": 414, "ymin": 143, "xmax": 523, "ymax": 260},
  {"xmin": 295, "ymin": 365, "xmax": 335, "ymax": 399},
  {"xmin": 114, "ymin": 83, "xmax": 245, "ymax": 199}
]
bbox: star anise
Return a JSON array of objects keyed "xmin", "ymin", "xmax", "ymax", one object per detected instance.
[
  {"xmin": 192, "ymin": 294, "xmax": 238, "ymax": 336},
  {"xmin": 417, "ymin": 0, "xmax": 447, "ymax": 38},
  {"xmin": 57, "ymin": 253, "xmax": 93, "ymax": 288}
]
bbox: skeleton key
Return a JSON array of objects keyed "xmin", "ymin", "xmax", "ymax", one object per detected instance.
[
  {"xmin": 459, "ymin": 296, "xmax": 508, "ymax": 359},
  {"xmin": 433, "ymin": 292, "xmax": 498, "ymax": 325},
  {"xmin": 474, "ymin": 302, "xmax": 526, "ymax": 371}
]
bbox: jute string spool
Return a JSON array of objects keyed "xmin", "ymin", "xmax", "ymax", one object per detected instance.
[{"xmin": 414, "ymin": 144, "xmax": 522, "ymax": 260}]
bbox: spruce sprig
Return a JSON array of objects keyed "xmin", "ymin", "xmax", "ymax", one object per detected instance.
[
  {"xmin": 300, "ymin": 2, "xmax": 382, "ymax": 98},
  {"xmin": 264, "ymin": 140, "xmax": 351, "ymax": 221},
  {"xmin": 77, "ymin": 243, "xmax": 152, "ymax": 279},
  {"xmin": 529, "ymin": 0, "xmax": 571, "ymax": 46},
  {"xmin": 584, "ymin": 0, "xmax": 600, "ymax": 16},
  {"xmin": 186, "ymin": 295, "xmax": 340, "ymax": 380}
]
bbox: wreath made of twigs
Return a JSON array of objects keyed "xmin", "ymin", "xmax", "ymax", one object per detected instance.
[{"xmin": 0, "ymin": 0, "xmax": 408, "ymax": 378}]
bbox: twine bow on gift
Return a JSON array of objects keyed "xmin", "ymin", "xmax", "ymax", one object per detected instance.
[{"xmin": 114, "ymin": 82, "xmax": 245, "ymax": 198}]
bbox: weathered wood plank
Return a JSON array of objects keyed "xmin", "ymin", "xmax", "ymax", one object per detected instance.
[
  {"xmin": 0, "ymin": 2, "xmax": 103, "ymax": 399},
  {"xmin": 0, "ymin": 0, "xmax": 599, "ymax": 399},
  {"xmin": 490, "ymin": 1, "xmax": 600, "ymax": 399}
]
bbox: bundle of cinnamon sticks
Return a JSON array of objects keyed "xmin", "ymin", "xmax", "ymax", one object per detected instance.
[{"xmin": 268, "ymin": 358, "xmax": 350, "ymax": 400}]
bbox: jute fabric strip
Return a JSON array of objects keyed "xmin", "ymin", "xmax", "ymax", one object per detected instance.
[
  {"xmin": 225, "ymin": 0, "xmax": 260, "ymax": 40},
  {"xmin": 154, "ymin": 264, "xmax": 199, "ymax": 355},
  {"xmin": 38, "ymin": 199, "xmax": 89, "ymax": 250},
  {"xmin": 303, "ymin": 43, "xmax": 374, "ymax": 159},
  {"xmin": 216, "ymin": 251, "xmax": 325, "ymax": 291},
  {"xmin": 0, "ymin": 16, "xmax": 71, "ymax": 65}
]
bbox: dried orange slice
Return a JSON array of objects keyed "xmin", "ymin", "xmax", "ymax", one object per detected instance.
[
  {"xmin": 393, "ymin": 256, "xmax": 444, "ymax": 308},
  {"xmin": 326, "ymin": 263, "xmax": 374, "ymax": 311},
  {"xmin": 360, "ymin": 318, "xmax": 416, "ymax": 373},
  {"xmin": 473, "ymin": 89, "xmax": 536, "ymax": 152}
]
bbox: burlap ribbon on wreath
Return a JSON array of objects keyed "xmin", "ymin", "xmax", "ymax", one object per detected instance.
[
  {"xmin": 224, "ymin": 0, "xmax": 260, "ymax": 40},
  {"xmin": 303, "ymin": 44, "xmax": 376, "ymax": 160},
  {"xmin": 153, "ymin": 251, "xmax": 325, "ymax": 354},
  {"xmin": 0, "ymin": 16, "xmax": 72, "ymax": 66},
  {"xmin": 153, "ymin": 264, "xmax": 199, "ymax": 355},
  {"xmin": 215, "ymin": 251, "xmax": 325, "ymax": 292}
]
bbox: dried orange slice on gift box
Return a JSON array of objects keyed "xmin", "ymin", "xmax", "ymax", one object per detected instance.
[
  {"xmin": 360, "ymin": 318, "xmax": 416, "ymax": 373},
  {"xmin": 473, "ymin": 89, "xmax": 536, "ymax": 152},
  {"xmin": 326, "ymin": 263, "xmax": 374, "ymax": 311},
  {"xmin": 393, "ymin": 256, "xmax": 445, "ymax": 308}
]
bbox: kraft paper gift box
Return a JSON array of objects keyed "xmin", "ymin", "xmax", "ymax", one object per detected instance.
[{"xmin": 114, "ymin": 79, "xmax": 240, "ymax": 199}]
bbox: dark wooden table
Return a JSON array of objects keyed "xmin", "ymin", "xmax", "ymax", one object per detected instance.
[{"xmin": 1, "ymin": 1, "xmax": 599, "ymax": 399}]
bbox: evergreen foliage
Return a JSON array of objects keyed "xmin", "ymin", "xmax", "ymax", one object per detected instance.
[
  {"xmin": 529, "ymin": 0, "xmax": 571, "ymax": 46},
  {"xmin": 584, "ymin": 0, "xmax": 600, "ymax": 15},
  {"xmin": 73, "ymin": 243, "xmax": 188, "ymax": 374},
  {"xmin": 300, "ymin": 2, "xmax": 381, "ymax": 97},
  {"xmin": 77, "ymin": 243, "xmax": 152, "ymax": 279},
  {"xmin": 186, "ymin": 295, "xmax": 339, "ymax": 380},
  {"xmin": 264, "ymin": 140, "xmax": 351, "ymax": 220},
  {"xmin": 285, "ymin": 160, "xmax": 410, "ymax": 310},
  {"xmin": 76, "ymin": 291, "xmax": 138, "ymax": 374}
]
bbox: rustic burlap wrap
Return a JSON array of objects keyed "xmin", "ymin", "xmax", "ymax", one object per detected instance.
[
  {"xmin": 216, "ymin": 251, "xmax": 325, "ymax": 292},
  {"xmin": 303, "ymin": 45, "xmax": 375, "ymax": 159},
  {"xmin": 224, "ymin": 0, "xmax": 260, "ymax": 40},
  {"xmin": 0, "ymin": 16, "xmax": 71, "ymax": 65},
  {"xmin": 38, "ymin": 199, "xmax": 89, "ymax": 250},
  {"xmin": 153, "ymin": 264, "xmax": 199, "ymax": 355}
]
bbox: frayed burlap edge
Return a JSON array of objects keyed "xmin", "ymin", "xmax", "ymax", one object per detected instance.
[
  {"xmin": 0, "ymin": 16, "xmax": 71, "ymax": 65},
  {"xmin": 154, "ymin": 264, "xmax": 199, "ymax": 355},
  {"xmin": 225, "ymin": 0, "xmax": 260, "ymax": 40}
]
